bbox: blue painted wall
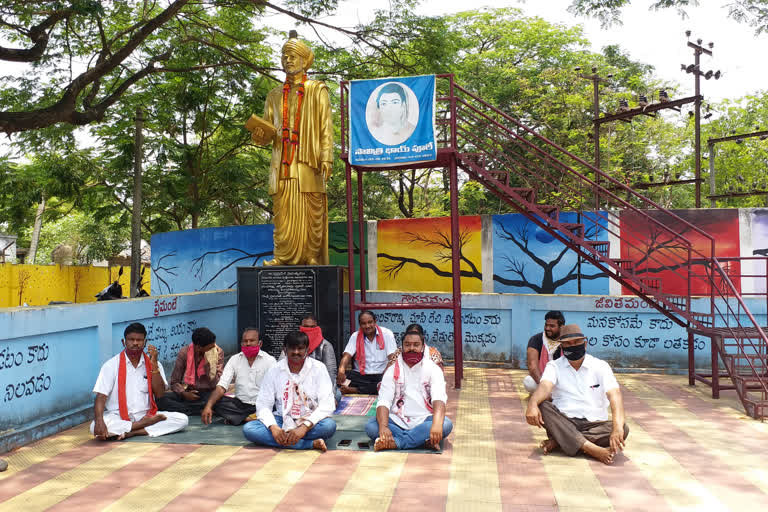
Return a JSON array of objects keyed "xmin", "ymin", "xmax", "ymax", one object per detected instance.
[
  {"xmin": 151, "ymin": 225, "xmax": 274, "ymax": 294},
  {"xmin": 492, "ymin": 211, "xmax": 610, "ymax": 294},
  {"xmin": 348, "ymin": 291, "xmax": 766, "ymax": 372},
  {"xmin": 0, "ymin": 291, "xmax": 237, "ymax": 453}
]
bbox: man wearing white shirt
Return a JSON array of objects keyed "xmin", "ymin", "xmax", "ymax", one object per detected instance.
[
  {"xmin": 243, "ymin": 331, "xmax": 337, "ymax": 451},
  {"xmin": 525, "ymin": 324, "xmax": 629, "ymax": 465},
  {"xmin": 365, "ymin": 330, "xmax": 452, "ymax": 451},
  {"xmin": 91, "ymin": 322, "xmax": 189, "ymax": 440},
  {"xmin": 337, "ymin": 310, "xmax": 397, "ymax": 395},
  {"xmin": 201, "ymin": 327, "xmax": 277, "ymax": 425}
]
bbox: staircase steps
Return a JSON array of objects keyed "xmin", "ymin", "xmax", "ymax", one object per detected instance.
[
  {"xmin": 557, "ymin": 222, "xmax": 584, "ymax": 237},
  {"xmin": 509, "ymin": 187, "xmax": 536, "ymax": 203},
  {"xmin": 585, "ymin": 240, "xmax": 610, "ymax": 258},
  {"xmin": 536, "ymin": 205, "xmax": 560, "ymax": 221}
]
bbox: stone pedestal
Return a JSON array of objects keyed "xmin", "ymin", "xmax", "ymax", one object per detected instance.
[{"xmin": 237, "ymin": 266, "xmax": 345, "ymax": 360}]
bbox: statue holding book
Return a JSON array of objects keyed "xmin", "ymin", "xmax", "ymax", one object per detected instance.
[{"xmin": 245, "ymin": 30, "xmax": 333, "ymax": 266}]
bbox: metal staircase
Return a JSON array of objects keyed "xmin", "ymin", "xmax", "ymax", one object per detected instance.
[{"xmin": 439, "ymin": 76, "xmax": 768, "ymax": 419}]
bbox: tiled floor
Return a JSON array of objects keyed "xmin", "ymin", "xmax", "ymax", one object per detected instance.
[{"xmin": 1, "ymin": 368, "xmax": 766, "ymax": 511}]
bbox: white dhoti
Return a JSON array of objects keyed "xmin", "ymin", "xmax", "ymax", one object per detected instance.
[{"xmin": 90, "ymin": 410, "xmax": 189, "ymax": 437}]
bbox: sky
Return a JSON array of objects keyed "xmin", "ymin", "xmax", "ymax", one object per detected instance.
[{"xmin": 290, "ymin": 0, "xmax": 767, "ymax": 104}]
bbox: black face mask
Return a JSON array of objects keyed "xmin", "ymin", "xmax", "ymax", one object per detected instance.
[{"xmin": 562, "ymin": 342, "xmax": 586, "ymax": 361}]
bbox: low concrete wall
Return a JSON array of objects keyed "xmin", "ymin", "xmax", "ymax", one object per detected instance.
[
  {"xmin": 0, "ymin": 290, "xmax": 236, "ymax": 453},
  {"xmin": 346, "ymin": 291, "xmax": 768, "ymax": 373}
]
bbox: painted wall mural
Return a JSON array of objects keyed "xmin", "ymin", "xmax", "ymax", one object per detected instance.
[
  {"xmin": 148, "ymin": 207, "xmax": 758, "ymax": 296},
  {"xmin": 151, "ymin": 225, "xmax": 273, "ymax": 294},
  {"xmin": 376, "ymin": 216, "xmax": 482, "ymax": 292},
  {"xmin": 329, "ymin": 222, "xmax": 368, "ymax": 289},
  {"xmin": 748, "ymin": 209, "xmax": 768, "ymax": 294},
  {"xmin": 492, "ymin": 211, "xmax": 610, "ymax": 294},
  {"xmin": 620, "ymin": 208, "xmax": 741, "ymax": 296}
]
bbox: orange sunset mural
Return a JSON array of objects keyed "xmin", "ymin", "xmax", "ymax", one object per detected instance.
[
  {"xmin": 620, "ymin": 209, "xmax": 741, "ymax": 295},
  {"xmin": 377, "ymin": 216, "xmax": 483, "ymax": 292}
]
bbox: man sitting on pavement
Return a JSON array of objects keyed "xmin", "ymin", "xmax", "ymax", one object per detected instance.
[
  {"xmin": 298, "ymin": 314, "xmax": 342, "ymax": 404},
  {"xmin": 243, "ymin": 331, "xmax": 337, "ymax": 452},
  {"xmin": 524, "ymin": 310, "xmax": 564, "ymax": 393},
  {"xmin": 201, "ymin": 327, "xmax": 277, "ymax": 426},
  {"xmin": 91, "ymin": 322, "xmax": 188, "ymax": 440},
  {"xmin": 337, "ymin": 310, "xmax": 397, "ymax": 395},
  {"xmin": 366, "ymin": 329, "xmax": 452, "ymax": 451},
  {"xmin": 387, "ymin": 323, "xmax": 444, "ymax": 372},
  {"xmin": 525, "ymin": 324, "xmax": 629, "ymax": 465},
  {"xmin": 157, "ymin": 327, "xmax": 224, "ymax": 415}
]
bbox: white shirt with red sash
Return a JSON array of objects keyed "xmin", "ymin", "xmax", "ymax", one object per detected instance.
[{"xmin": 91, "ymin": 352, "xmax": 188, "ymax": 437}]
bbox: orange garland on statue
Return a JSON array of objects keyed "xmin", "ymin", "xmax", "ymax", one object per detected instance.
[{"xmin": 281, "ymin": 74, "xmax": 307, "ymax": 177}]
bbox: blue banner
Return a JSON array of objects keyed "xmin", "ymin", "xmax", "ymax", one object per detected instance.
[{"xmin": 349, "ymin": 75, "xmax": 437, "ymax": 166}]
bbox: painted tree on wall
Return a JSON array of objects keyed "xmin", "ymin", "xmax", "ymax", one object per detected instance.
[
  {"xmin": 493, "ymin": 216, "xmax": 607, "ymax": 294},
  {"xmin": 378, "ymin": 227, "xmax": 482, "ymax": 281},
  {"xmin": 376, "ymin": 217, "xmax": 483, "ymax": 292},
  {"xmin": 620, "ymin": 209, "xmax": 741, "ymax": 295}
]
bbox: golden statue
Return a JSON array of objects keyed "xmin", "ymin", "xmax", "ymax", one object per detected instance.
[{"xmin": 246, "ymin": 30, "xmax": 333, "ymax": 266}]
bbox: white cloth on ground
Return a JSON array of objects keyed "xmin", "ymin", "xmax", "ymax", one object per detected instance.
[
  {"xmin": 256, "ymin": 357, "xmax": 334, "ymax": 430},
  {"xmin": 540, "ymin": 353, "xmax": 619, "ymax": 422},
  {"xmin": 89, "ymin": 410, "xmax": 188, "ymax": 437},
  {"xmin": 343, "ymin": 326, "xmax": 397, "ymax": 374},
  {"xmin": 217, "ymin": 350, "xmax": 277, "ymax": 405}
]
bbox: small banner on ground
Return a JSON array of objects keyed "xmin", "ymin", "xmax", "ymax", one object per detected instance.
[{"xmin": 349, "ymin": 75, "xmax": 437, "ymax": 166}]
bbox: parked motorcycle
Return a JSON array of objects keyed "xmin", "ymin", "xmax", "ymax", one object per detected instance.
[{"xmin": 95, "ymin": 267, "xmax": 124, "ymax": 301}]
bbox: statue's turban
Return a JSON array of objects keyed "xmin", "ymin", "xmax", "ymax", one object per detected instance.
[{"xmin": 282, "ymin": 30, "xmax": 314, "ymax": 70}]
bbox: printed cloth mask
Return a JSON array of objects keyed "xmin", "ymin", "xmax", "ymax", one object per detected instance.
[
  {"xmin": 562, "ymin": 343, "xmax": 586, "ymax": 361},
  {"xmin": 402, "ymin": 350, "xmax": 424, "ymax": 366}
]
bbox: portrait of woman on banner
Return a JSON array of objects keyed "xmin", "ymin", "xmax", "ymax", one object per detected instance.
[{"xmin": 365, "ymin": 82, "xmax": 420, "ymax": 146}]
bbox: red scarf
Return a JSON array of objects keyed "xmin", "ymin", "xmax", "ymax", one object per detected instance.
[
  {"xmin": 118, "ymin": 351, "xmax": 158, "ymax": 421},
  {"xmin": 300, "ymin": 326, "xmax": 324, "ymax": 355},
  {"xmin": 356, "ymin": 325, "xmax": 385, "ymax": 375},
  {"xmin": 183, "ymin": 344, "xmax": 206, "ymax": 387}
]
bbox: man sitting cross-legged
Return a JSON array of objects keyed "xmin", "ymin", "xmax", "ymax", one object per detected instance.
[
  {"xmin": 156, "ymin": 327, "xmax": 224, "ymax": 416},
  {"xmin": 365, "ymin": 330, "xmax": 453, "ymax": 451},
  {"xmin": 337, "ymin": 310, "xmax": 397, "ymax": 395},
  {"xmin": 243, "ymin": 331, "xmax": 337, "ymax": 452},
  {"xmin": 91, "ymin": 322, "xmax": 188, "ymax": 440},
  {"xmin": 201, "ymin": 327, "xmax": 277, "ymax": 426},
  {"xmin": 525, "ymin": 323, "xmax": 629, "ymax": 465}
]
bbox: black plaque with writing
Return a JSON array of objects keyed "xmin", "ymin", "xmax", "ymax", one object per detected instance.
[
  {"xmin": 257, "ymin": 269, "xmax": 316, "ymax": 357},
  {"xmin": 237, "ymin": 266, "xmax": 346, "ymax": 362}
]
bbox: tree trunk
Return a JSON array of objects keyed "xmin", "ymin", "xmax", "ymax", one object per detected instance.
[
  {"xmin": 131, "ymin": 107, "xmax": 144, "ymax": 297},
  {"xmin": 27, "ymin": 194, "xmax": 46, "ymax": 264}
]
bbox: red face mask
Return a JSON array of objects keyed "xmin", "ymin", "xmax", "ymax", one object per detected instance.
[
  {"xmin": 242, "ymin": 345, "xmax": 260, "ymax": 358},
  {"xmin": 402, "ymin": 350, "xmax": 424, "ymax": 366},
  {"xmin": 125, "ymin": 347, "xmax": 144, "ymax": 358}
]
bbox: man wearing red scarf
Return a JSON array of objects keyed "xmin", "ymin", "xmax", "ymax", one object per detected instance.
[
  {"xmin": 337, "ymin": 311, "xmax": 397, "ymax": 395},
  {"xmin": 365, "ymin": 330, "xmax": 451, "ymax": 451},
  {"xmin": 91, "ymin": 323, "xmax": 188, "ymax": 440},
  {"xmin": 156, "ymin": 327, "xmax": 224, "ymax": 416}
]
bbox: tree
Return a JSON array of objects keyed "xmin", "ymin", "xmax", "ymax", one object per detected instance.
[{"xmin": 567, "ymin": 1, "xmax": 768, "ymax": 33}]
